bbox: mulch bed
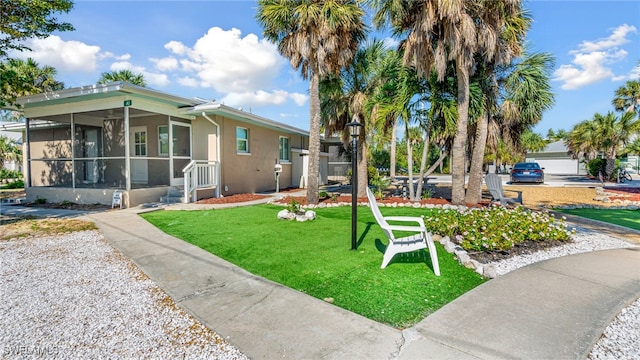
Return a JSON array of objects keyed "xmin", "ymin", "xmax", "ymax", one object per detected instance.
[
  {"xmin": 196, "ymin": 193, "xmax": 271, "ymax": 204},
  {"xmin": 603, "ymin": 187, "xmax": 640, "ymax": 202},
  {"xmin": 465, "ymin": 239, "xmax": 572, "ymax": 263},
  {"xmin": 272, "ymin": 195, "xmax": 452, "ymax": 206}
]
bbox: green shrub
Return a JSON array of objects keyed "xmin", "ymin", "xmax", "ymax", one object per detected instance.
[
  {"xmin": 586, "ymin": 158, "xmax": 605, "ymax": 177},
  {"xmin": 422, "ymin": 206, "xmax": 573, "ymax": 252},
  {"xmin": 34, "ymin": 197, "xmax": 47, "ymax": 204},
  {"xmin": 1, "ymin": 179, "xmax": 24, "ymax": 189},
  {"xmin": 0, "ymin": 169, "xmax": 22, "ymax": 180}
]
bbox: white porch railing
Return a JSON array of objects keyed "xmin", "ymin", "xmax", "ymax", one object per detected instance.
[{"xmin": 183, "ymin": 160, "xmax": 220, "ymax": 203}]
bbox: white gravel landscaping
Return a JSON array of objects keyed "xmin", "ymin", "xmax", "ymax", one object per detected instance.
[
  {"xmin": 484, "ymin": 226, "xmax": 639, "ymax": 360},
  {"xmin": 0, "ymin": 225, "xmax": 637, "ymax": 359},
  {"xmin": 0, "ymin": 230, "xmax": 247, "ymax": 359}
]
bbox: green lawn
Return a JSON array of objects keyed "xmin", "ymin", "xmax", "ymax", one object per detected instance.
[
  {"xmin": 141, "ymin": 204, "xmax": 486, "ymax": 328},
  {"xmin": 556, "ymin": 208, "xmax": 640, "ymax": 230}
]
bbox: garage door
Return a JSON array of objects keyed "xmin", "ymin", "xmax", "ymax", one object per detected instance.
[{"xmin": 528, "ymin": 159, "xmax": 584, "ymax": 175}]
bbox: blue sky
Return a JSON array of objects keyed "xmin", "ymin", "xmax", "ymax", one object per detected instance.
[{"xmin": 9, "ymin": 0, "xmax": 640, "ymax": 136}]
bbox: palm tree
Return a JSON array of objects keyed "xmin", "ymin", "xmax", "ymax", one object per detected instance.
[
  {"xmin": 368, "ymin": 51, "xmax": 427, "ymax": 200},
  {"xmin": 519, "ymin": 130, "xmax": 548, "ymax": 156},
  {"xmin": 612, "ymin": 79, "xmax": 640, "ymax": 115},
  {"xmin": 0, "ymin": 135, "xmax": 21, "ymax": 170},
  {"xmin": 566, "ymin": 119, "xmax": 600, "ymax": 163},
  {"xmin": 97, "ymin": 69, "xmax": 146, "ymax": 86},
  {"xmin": 368, "ymin": 48, "xmax": 404, "ymax": 182},
  {"xmin": 568, "ymin": 111, "xmax": 640, "ymax": 178},
  {"xmin": 479, "ymin": 51, "xmax": 554, "ymax": 197},
  {"xmin": 257, "ymin": 0, "xmax": 366, "ymax": 204},
  {"xmin": 465, "ymin": 8, "xmax": 532, "ymax": 204},
  {"xmin": 321, "ymin": 40, "xmax": 384, "ymax": 197},
  {"xmin": 595, "ymin": 111, "xmax": 640, "ymax": 178},
  {"xmin": 546, "ymin": 128, "xmax": 569, "ymax": 142},
  {"xmin": 372, "ymin": 0, "xmax": 524, "ymax": 205},
  {"xmin": 0, "ymin": 57, "xmax": 64, "ymax": 107}
]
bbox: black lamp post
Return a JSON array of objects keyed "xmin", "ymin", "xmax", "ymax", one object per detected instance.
[{"xmin": 346, "ymin": 120, "xmax": 362, "ymax": 250}]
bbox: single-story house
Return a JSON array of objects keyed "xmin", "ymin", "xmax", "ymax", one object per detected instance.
[
  {"xmin": 5, "ymin": 82, "xmax": 327, "ymax": 207},
  {"xmin": 0, "ymin": 121, "xmax": 23, "ymax": 172},
  {"xmin": 526, "ymin": 140, "xmax": 587, "ymax": 175}
]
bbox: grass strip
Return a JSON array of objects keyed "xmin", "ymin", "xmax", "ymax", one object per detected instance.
[
  {"xmin": 556, "ymin": 208, "xmax": 640, "ymax": 231},
  {"xmin": 141, "ymin": 204, "xmax": 486, "ymax": 328}
]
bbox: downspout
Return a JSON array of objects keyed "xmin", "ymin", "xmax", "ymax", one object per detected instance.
[
  {"xmin": 202, "ymin": 112, "xmax": 221, "ymax": 198},
  {"xmin": 25, "ymin": 118, "xmax": 31, "ymax": 188}
]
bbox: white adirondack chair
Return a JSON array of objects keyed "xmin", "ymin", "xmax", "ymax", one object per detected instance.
[
  {"xmin": 365, "ymin": 187, "xmax": 440, "ymax": 276},
  {"xmin": 484, "ymin": 173, "xmax": 523, "ymax": 206}
]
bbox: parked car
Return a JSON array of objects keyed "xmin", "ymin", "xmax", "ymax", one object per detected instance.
[{"xmin": 510, "ymin": 162, "xmax": 544, "ymax": 183}]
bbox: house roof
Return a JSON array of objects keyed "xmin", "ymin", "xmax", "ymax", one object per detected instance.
[
  {"xmin": 183, "ymin": 102, "xmax": 309, "ymax": 137},
  {"xmin": 11, "ymin": 82, "xmax": 309, "ymax": 137},
  {"xmin": 543, "ymin": 140, "xmax": 569, "ymax": 153},
  {"xmin": 14, "ymin": 81, "xmax": 203, "ymax": 110}
]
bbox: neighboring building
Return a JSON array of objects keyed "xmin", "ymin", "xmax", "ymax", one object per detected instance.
[
  {"xmin": 526, "ymin": 140, "xmax": 587, "ymax": 175},
  {"xmin": 0, "ymin": 121, "xmax": 23, "ymax": 172},
  {"xmin": 5, "ymin": 82, "xmax": 324, "ymax": 207}
]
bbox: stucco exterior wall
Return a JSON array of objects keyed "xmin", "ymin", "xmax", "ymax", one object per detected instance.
[{"xmin": 214, "ymin": 115, "xmax": 306, "ymax": 195}]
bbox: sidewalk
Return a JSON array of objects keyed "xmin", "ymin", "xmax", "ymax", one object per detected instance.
[{"xmin": 2, "ymin": 202, "xmax": 639, "ymax": 359}]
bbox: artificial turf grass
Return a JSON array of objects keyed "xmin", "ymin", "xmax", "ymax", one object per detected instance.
[
  {"xmin": 556, "ymin": 208, "xmax": 640, "ymax": 230},
  {"xmin": 141, "ymin": 204, "xmax": 486, "ymax": 328}
]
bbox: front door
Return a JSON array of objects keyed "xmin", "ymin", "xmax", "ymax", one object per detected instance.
[
  {"xmin": 171, "ymin": 122, "xmax": 192, "ymax": 186},
  {"xmin": 130, "ymin": 126, "xmax": 148, "ymax": 184},
  {"xmin": 83, "ymin": 129, "xmax": 99, "ymax": 183}
]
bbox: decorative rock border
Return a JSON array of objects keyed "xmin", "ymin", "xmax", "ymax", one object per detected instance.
[
  {"xmin": 591, "ymin": 186, "xmax": 640, "ymax": 208},
  {"xmin": 277, "ymin": 209, "xmax": 317, "ymax": 222},
  {"xmin": 270, "ymin": 198, "xmax": 499, "ymax": 277},
  {"xmin": 433, "ymin": 234, "xmax": 499, "ymax": 279}
]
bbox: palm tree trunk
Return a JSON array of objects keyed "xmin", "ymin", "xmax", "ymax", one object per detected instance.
[
  {"xmin": 605, "ymin": 149, "xmax": 617, "ymax": 179},
  {"xmin": 451, "ymin": 60, "xmax": 470, "ymax": 205},
  {"xmin": 307, "ymin": 73, "xmax": 321, "ymax": 205},
  {"xmin": 390, "ymin": 118, "xmax": 397, "ymax": 181},
  {"xmin": 465, "ymin": 112, "xmax": 489, "ymax": 204},
  {"xmin": 406, "ymin": 120, "xmax": 414, "ymax": 200},
  {"xmin": 413, "ymin": 128, "xmax": 430, "ymax": 201},
  {"xmin": 357, "ymin": 138, "xmax": 368, "ymax": 198},
  {"xmin": 426, "ymin": 150, "xmax": 447, "ymax": 175}
]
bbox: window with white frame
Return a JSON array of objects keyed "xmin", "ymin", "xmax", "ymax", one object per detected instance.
[
  {"xmin": 158, "ymin": 125, "xmax": 169, "ymax": 156},
  {"xmin": 279, "ymin": 136, "xmax": 290, "ymax": 162},
  {"xmin": 134, "ymin": 130, "xmax": 147, "ymax": 156},
  {"xmin": 236, "ymin": 127, "xmax": 249, "ymax": 153}
]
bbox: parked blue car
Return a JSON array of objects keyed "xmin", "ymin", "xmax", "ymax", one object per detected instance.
[{"xmin": 510, "ymin": 162, "xmax": 544, "ymax": 183}]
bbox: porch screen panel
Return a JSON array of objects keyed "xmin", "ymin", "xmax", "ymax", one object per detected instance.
[
  {"xmin": 172, "ymin": 124, "xmax": 190, "ymax": 156},
  {"xmin": 28, "ymin": 121, "xmax": 74, "ymax": 187},
  {"xmin": 146, "ymin": 158, "xmax": 171, "ymax": 186}
]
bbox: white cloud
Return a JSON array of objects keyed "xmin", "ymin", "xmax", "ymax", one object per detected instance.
[
  {"xmin": 177, "ymin": 76, "xmax": 199, "ymax": 87},
  {"xmin": 220, "ymin": 90, "xmax": 289, "ymax": 107},
  {"xmin": 164, "ymin": 27, "xmax": 286, "ymax": 96},
  {"xmin": 554, "ymin": 24, "xmax": 638, "ymax": 90},
  {"xmin": 16, "ymin": 36, "xmax": 102, "ymax": 72},
  {"xmin": 108, "ymin": 61, "xmax": 170, "ymax": 87},
  {"xmin": 577, "ymin": 24, "xmax": 636, "ymax": 52},
  {"xmin": 164, "ymin": 41, "xmax": 188, "ymax": 56},
  {"xmin": 630, "ymin": 64, "xmax": 640, "ymax": 80},
  {"xmin": 150, "ymin": 57, "xmax": 179, "ymax": 71},
  {"xmin": 290, "ymin": 93, "xmax": 309, "ymax": 106},
  {"xmin": 100, "ymin": 52, "xmax": 131, "ymax": 61}
]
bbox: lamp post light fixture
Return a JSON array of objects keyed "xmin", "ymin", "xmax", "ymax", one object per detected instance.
[{"xmin": 346, "ymin": 120, "xmax": 362, "ymax": 250}]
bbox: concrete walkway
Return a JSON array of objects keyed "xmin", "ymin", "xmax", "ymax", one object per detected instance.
[{"xmin": 2, "ymin": 201, "xmax": 639, "ymax": 359}]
